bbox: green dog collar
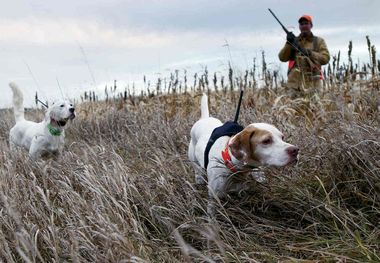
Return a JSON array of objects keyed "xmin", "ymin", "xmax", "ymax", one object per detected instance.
[{"xmin": 47, "ymin": 123, "xmax": 62, "ymax": 136}]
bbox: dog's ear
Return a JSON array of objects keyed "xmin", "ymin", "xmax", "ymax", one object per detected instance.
[{"xmin": 229, "ymin": 126, "xmax": 257, "ymax": 163}]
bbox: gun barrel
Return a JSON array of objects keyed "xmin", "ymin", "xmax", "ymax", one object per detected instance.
[{"xmin": 268, "ymin": 8, "xmax": 290, "ymax": 34}]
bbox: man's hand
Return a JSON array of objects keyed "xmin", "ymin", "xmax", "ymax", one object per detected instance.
[
  {"xmin": 286, "ymin": 32, "xmax": 296, "ymax": 44},
  {"xmin": 298, "ymin": 47, "xmax": 312, "ymax": 57}
]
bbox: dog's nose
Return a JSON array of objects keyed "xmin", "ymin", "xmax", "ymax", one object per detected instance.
[
  {"xmin": 287, "ymin": 146, "xmax": 299, "ymax": 157},
  {"xmin": 69, "ymin": 108, "xmax": 75, "ymax": 113}
]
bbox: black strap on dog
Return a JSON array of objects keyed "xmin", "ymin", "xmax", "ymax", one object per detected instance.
[
  {"xmin": 203, "ymin": 121, "xmax": 243, "ymax": 169},
  {"xmin": 234, "ymin": 90, "xmax": 244, "ymax": 123},
  {"xmin": 203, "ymin": 90, "xmax": 244, "ymax": 169}
]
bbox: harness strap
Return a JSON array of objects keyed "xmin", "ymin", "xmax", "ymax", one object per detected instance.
[{"xmin": 204, "ymin": 121, "xmax": 243, "ymax": 169}]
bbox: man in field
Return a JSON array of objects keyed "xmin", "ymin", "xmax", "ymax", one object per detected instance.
[{"xmin": 278, "ymin": 14, "xmax": 330, "ymax": 98}]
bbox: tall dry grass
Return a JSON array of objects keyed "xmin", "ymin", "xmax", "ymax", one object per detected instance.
[{"xmin": 0, "ymin": 84, "xmax": 379, "ymax": 262}]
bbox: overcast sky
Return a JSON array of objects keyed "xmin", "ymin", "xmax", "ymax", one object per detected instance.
[{"xmin": 0, "ymin": 0, "xmax": 379, "ymax": 108}]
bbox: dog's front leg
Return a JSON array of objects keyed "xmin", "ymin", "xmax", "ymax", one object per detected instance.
[
  {"xmin": 207, "ymin": 195, "xmax": 217, "ymax": 218},
  {"xmin": 206, "ymin": 171, "xmax": 228, "ymax": 217},
  {"xmin": 9, "ymin": 140, "xmax": 16, "ymax": 151},
  {"xmin": 193, "ymin": 163, "xmax": 207, "ymax": 185},
  {"xmin": 206, "ymin": 190, "xmax": 226, "ymax": 253},
  {"xmin": 29, "ymin": 137, "xmax": 43, "ymax": 160},
  {"xmin": 29, "ymin": 147, "xmax": 41, "ymax": 160}
]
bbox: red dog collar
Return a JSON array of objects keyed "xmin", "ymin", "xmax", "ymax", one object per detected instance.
[{"xmin": 221, "ymin": 140, "xmax": 237, "ymax": 173}]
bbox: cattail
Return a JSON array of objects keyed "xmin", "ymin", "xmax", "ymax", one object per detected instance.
[
  {"xmin": 348, "ymin": 41, "xmax": 353, "ymax": 75},
  {"xmin": 337, "ymin": 51, "xmax": 341, "ymax": 76},
  {"xmin": 204, "ymin": 67, "xmax": 209, "ymax": 88},
  {"xmin": 332, "ymin": 55, "xmax": 336, "ymax": 78},
  {"xmin": 262, "ymin": 51, "xmax": 267, "ymax": 84},
  {"xmin": 362, "ymin": 64, "xmax": 367, "ymax": 80},
  {"xmin": 273, "ymin": 70, "xmax": 278, "ymax": 91},
  {"xmin": 156, "ymin": 77, "xmax": 162, "ymax": 95},
  {"xmin": 105, "ymin": 85, "xmax": 108, "ymax": 102},
  {"xmin": 184, "ymin": 70, "xmax": 188, "ymax": 93},
  {"xmin": 366, "ymin": 35, "xmax": 372, "ymax": 63},
  {"xmin": 168, "ymin": 81, "xmax": 172, "ymax": 94},
  {"xmin": 252, "ymin": 57, "xmax": 257, "ymax": 89},
  {"xmin": 213, "ymin": 72, "xmax": 217, "ymax": 92},
  {"xmin": 371, "ymin": 45, "xmax": 377, "ymax": 76},
  {"xmin": 244, "ymin": 70, "xmax": 248, "ymax": 90},
  {"xmin": 221, "ymin": 76, "xmax": 225, "ymax": 94},
  {"xmin": 199, "ymin": 76, "xmax": 204, "ymax": 92},
  {"xmin": 174, "ymin": 70, "xmax": 179, "ymax": 93},
  {"xmin": 193, "ymin": 73, "xmax": 197, "ymax": 91},
  {"xmin": 228, "ymin": 62, "xmax": 233, "ymax": 91},
  {"xmin": 147, "ymin": 80, "xmax": 151, "ymax": 97}
]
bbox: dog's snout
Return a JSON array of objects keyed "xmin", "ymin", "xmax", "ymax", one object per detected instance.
[
  {"xmin": 69, "ymin": 108, "xmax": 75, "ymax": 113},
  {"xmin": 287, "ymin": 146, "xmax": 299, "ymax": 157}
]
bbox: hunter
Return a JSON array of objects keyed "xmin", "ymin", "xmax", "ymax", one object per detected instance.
[{"xmin": 279, "ymin": 14, "xmax": 330, "ymax": 98}]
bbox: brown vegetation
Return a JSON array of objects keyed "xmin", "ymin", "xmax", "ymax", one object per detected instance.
[
  {"xmin": 0, "ymin": 37, "xmax": 379, "ymax": 261},
  {"xmin": 0, "ymin": 81, "xmax": 379, "ymax": 262}
]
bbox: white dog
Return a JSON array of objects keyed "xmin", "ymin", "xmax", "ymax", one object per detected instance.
[
  {"xmin": 188, "ymin": 94, "xmax": 299, "ymax": 199},
  {"xmin": 9, "ymin": 82, "xmax": 76, "ymax": 160}
]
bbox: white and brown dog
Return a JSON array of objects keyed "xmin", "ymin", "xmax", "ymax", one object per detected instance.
[
  {"xmin": 188, "ymin": 94, "xmax": 299, "ymax": 199},
  {"xmin": 9, "ymin": 82, "xmax": 76, "ymax": 160}
]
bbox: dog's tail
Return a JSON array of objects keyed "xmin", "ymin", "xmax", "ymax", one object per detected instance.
[
  {"xmin": 200, "ymin": 93, "xmax": 209, "ymax": 119},
  {"xmin": 9, "ymin": 82, "xmax": 24, "ymax": 122}
]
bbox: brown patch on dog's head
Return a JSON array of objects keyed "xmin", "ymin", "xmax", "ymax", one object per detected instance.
[{"xmin": 229, "ymin": 125, "xmax": 272, "ymax": 164}]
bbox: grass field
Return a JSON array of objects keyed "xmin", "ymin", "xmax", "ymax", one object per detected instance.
[{"xmin": 0, "ymin": 84, "xmax": 379, "ymax": 262}]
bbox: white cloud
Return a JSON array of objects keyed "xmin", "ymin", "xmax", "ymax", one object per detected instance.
[
  {"xmin": 0, "ymin": 17, "xmax": 176, "ymax": 48},
  {"xmin": 0, "ymin": 16, "xmax": 318, "ymax": 50}
]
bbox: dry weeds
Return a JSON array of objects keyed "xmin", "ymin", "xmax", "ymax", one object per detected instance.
[{"xmin": 0, "ymin": 86, "xmax": 379, "ymax": 262}]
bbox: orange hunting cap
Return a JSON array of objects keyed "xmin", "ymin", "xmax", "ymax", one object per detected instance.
[{"xmin": 298, "ymin": 14, "xmax": 313, "ymax": 24}]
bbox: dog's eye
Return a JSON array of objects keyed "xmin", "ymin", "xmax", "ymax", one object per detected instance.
[
  {"xmin": 60, "ymin": 104, "xmax": 64, "ymax": 107},
  {"xmin": 262, "ymin": 138, "xmax": 272, "ymax": 145}
]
